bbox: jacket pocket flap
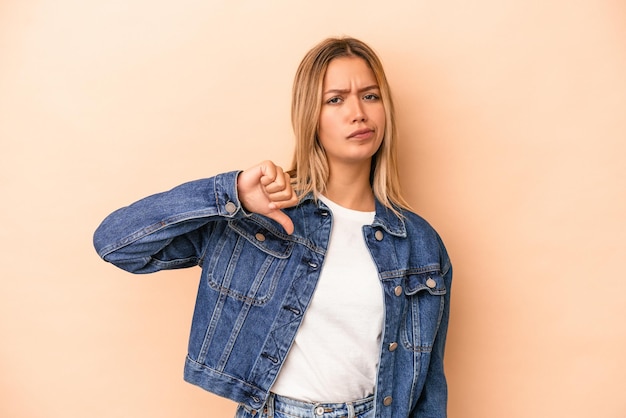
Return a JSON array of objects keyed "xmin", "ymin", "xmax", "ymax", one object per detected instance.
[
  {"xmin": 228, "ymin": 220, "xmax": 293, "ymax": 258},
  {"xmin": 404, "ymin": 272, "xmax": 447, "ymax": 296}
]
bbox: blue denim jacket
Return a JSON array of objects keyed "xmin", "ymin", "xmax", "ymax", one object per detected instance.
[{"xmin": 93, "ymin": 171, "xmax": 452, "ymax": 418}]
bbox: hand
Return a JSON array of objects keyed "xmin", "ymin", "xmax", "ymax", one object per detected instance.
[{"xmin": 236, "ymin": 161, "xmax": 299, "ymax": 234}]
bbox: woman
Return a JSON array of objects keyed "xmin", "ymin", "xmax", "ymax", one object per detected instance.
[{"xmin": 94, "ymin": 37, "xmax": 452, "ymax": 418}]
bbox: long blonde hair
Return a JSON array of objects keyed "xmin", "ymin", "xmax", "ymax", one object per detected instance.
[{"xmin": 289, "ymin": 36, "xmax": 411, "ymax": 213}]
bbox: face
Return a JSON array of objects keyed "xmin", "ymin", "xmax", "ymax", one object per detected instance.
[{"xmin": 318, "ymin": 56, "xmax": 386, "ymax": 170}]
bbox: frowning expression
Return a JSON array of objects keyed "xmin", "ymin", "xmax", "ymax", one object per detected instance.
[{"xmin": 318, "ymin": 56, "xmax": 386, "ymax": 169}]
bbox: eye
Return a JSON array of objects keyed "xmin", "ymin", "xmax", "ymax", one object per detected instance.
[
  {"xmin": 363, "ymin": 93, "xmax": 380, "ymax": 101},
  {"xmin": 326, "ymin": 96, "xmax": 343, "ymax": 105}
]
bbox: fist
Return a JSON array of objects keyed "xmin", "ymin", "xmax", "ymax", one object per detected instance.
[{"xmin": 236, "ymin": 161, "xmax": 299, "ymax": 234}]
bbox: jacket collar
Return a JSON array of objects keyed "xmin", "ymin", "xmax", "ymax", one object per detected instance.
[{"xmin": 300, "ymin": 193, "xmax": 407, "ymax": 238}]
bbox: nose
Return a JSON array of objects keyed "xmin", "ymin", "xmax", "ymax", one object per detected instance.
[{"xmin": 350, "ymin": 98, "xmax": 367, "ymax": 123}]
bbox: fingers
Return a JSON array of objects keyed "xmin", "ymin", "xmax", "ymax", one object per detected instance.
[
  {"xmin": 260, "ymin": 162, "xmax": 288, "ymax": 194},
  {"xmin": 266, "ymin": 173, "xmax": 294, "ymax": 201},
  {"xmin": 239, "ymin": 160, "xmax": 298, "ymax": 235},
  {"xmin": 259, "ymin": 163, "xmax": 296, "ymax": 207},
  {"xmin": 259, "ymin": 161, "xmax": 279, "ymax": 186},
  {"xmin": 263, "ymin": 168, "xmax": 287, "ymax": 194},
  {"xmin": 267, "ymin": 210, "xmax": 295, "ymax": 235}
]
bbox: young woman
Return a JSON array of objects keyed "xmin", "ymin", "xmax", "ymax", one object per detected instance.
[{"xmin": 94, "ymin": 37, "xmax": 452, "ymax": 418}]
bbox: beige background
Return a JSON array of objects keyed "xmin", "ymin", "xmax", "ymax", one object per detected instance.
[{"xmin": 1, "ymin": 1, "xmax": 625, "ymax": 417}]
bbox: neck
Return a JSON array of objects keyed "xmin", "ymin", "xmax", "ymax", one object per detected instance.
[{"xmin": 324, "ymin": 161, "xmax": 375, "ymax": 211}]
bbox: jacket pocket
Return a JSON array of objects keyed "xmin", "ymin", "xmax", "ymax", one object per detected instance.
[
  {"xmin": 205, "ymin": 219, "xmax": 294, "ymax": 305},
  {"xmin": 401, "ymin": 271, "xmax": 447, "ymax": 352}
]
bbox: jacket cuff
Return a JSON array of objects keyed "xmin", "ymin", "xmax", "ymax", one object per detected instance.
[{"xmin": 213, "ymin": 170, "xmax": 251, "ymax": 218}]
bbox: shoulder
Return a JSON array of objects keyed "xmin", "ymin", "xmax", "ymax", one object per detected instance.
[
  {"xmin": 399, "ymin": 207, "xmax": 439, "ymax": 236},
  {"xmin": 397, "ymin": 208, "xmax": 451, "ymax": 272}
]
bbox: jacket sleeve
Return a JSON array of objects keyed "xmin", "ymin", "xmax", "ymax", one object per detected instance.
[
  {"xmin": 93, "ymin": 171, "xmax": 247, "ymax": 274},
  {"xmin": 411, "ymin": 237, "xmax": 453, "ymax": 418}
]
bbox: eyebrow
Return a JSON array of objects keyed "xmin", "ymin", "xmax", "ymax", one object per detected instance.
[{"xmin": 323, "ymin": 84, "xmax": 380, "ymax": 96}]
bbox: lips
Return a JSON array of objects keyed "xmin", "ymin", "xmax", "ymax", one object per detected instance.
[{"xmin": 348, "ymin": 128, "xmax": 375, "ymax": 139}]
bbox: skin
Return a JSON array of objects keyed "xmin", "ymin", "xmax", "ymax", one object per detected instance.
[
  {"xmin": 237, "ymin": 56, "xmax": 386, "ymax": 234},
  {"xmin": 236, "ymin": 161, "xmax": 299, "ymax": 234},
  {"xmin": 318, "ymin": 56, "xmax": 385, "ymax": 211}
]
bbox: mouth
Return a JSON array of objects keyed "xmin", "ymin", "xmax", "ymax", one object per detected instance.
[{"xmin": 348, "ymin": 128, "xmax": 375, "ymax": 139}]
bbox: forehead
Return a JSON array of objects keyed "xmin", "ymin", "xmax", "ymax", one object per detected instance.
[{"xmin": 323, "ymin": 56, "xmax": 377, "ymax": 87}]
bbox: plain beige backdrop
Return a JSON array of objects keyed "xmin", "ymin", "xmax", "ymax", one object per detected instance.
[{"xmin": 1, "ymin": 1, "xmax": 625, "ymax": 417}]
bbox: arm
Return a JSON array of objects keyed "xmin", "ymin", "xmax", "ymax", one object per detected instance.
[
  {"xmin": 411, "ymin": 239, "xmax": 453, "ymax": 418},
  {"xmin": 93, "ymin": 162, "xmax": 299, "ymax": 274},
  {"xmin": 93, "ymin": 171, "xmax": 244, "ymax": 273}
]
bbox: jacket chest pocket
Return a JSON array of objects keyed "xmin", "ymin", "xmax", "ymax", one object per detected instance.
[
  {"xmin": 400, "ymin": 271, "xmax": 447, "ymax": 352},
  {"xmin": 205, "ymin": 220, "xmax": 294, "ymax": 305}
]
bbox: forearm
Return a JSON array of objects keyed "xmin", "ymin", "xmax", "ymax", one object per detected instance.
[{"xmin": 93, "ymin": 171, "xmax": 245, "ymax": 273}]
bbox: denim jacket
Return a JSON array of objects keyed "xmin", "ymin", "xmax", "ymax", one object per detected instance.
[{"xmin": 93, "ymin": 171, "xmax": 452, "ymax": 418}]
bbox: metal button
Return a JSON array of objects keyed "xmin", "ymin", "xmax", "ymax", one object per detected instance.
[
  {"xmin": 388, "ymin": 342, "xmax": 398, "ymax": 351},
  {"xmin": 374, "ymin": 230, "xmax": 384, "ymax": 241},
  {"xmin": 394, "ymin": 286, "xmax": 403, "ymax": 296},
  {"xmin": 255, "ymin": 233, "xmax": 266, "ymax": 242},
  {"xmin": 383, "ymin": 396, "xmax": 393, "ymax": 406},
  {"xmin": 426, "ymin": 278, "xmax": 436, "ymax": 289},
  {"xmin": 225, "ymin": 201, "xmax": 237, "ymax": 214},
  {"xmin": 315, "ymin": 405, "xmax": 325, "ymax": 415}
]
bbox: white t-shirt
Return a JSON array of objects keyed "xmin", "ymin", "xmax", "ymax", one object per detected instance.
[{"xmin": 270, "ymin": 195, "xmax": 384, "ymax": 402}]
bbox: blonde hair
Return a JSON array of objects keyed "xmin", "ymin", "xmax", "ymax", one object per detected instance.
[{"xmin": 289, "ymin": 36, "xmax": 411, "ymax": 213}]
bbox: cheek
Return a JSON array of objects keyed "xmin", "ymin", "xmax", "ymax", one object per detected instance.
[
  {"xmin": 377, "ymin": 105, "xmax": 387, "ymax": 124},
  {"xmin": 376, "ymin": 108, "xmax": 386, "ymax": 134},
  {"xmin": 318, "ymin": 111, "xmax": 338, "ymax": 136}
]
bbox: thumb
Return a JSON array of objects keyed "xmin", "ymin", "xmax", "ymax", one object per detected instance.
[{"xmin": 266, "ymin": 209, "xmax": 295, "ymax": 235}]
